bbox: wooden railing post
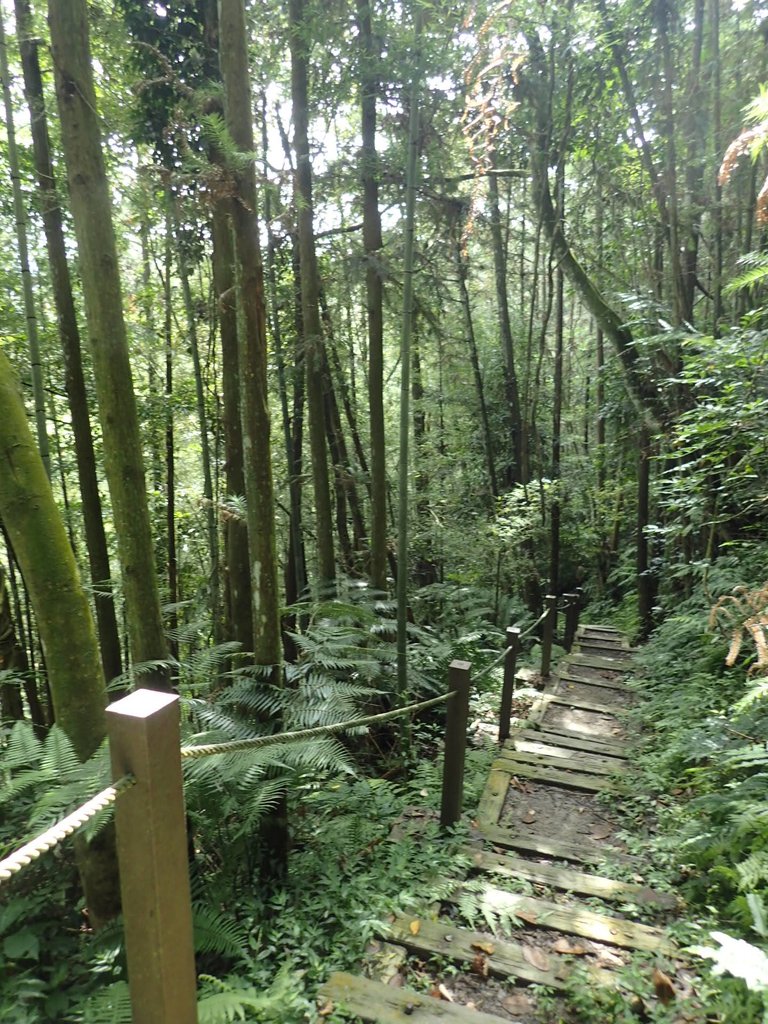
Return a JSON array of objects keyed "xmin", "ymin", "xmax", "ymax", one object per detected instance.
[
  {"xmin": 107, "ymin": 689, "xmax": 197, "ymax": 1024},
  {"xmin": 540, "ymin": 594, "xmax": 557, "ymax": 678},
  {"xmin": 563, "ymin": 592, "xmax": 579, "ymax": 651},
  {"xmin": 498, "ymin": 626, "xmax": 521, "ymax": 742},
  {"xmin": 440, "ymin": 660, "xmax": 471, "ymax": 829}
]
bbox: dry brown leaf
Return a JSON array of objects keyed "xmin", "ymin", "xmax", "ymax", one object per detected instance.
[
  {"xmin": 652, "ymin": 966, "xmax": 676, "ymax": 1006},
  {"xmin": 502, "ymin": 993, "xmax": 533, "ymax": 1015},
  {"xmin": 522, "ymin": 945, "xmax": 550, "ymax": 971},
  {"xmin": 408, "ymin": 920, "xmax": 420, "ymax": 936},
  {"xmin": 471, "ymin": 940, "xmax": 496, "ymax": 955},
  {"xmin": 317, "ymin": 1000, "xmax": 334, "ymax": 1016},
  {"xmin": 594, "ymin": 949, "xmax": 625, "ymax": 968},
  {"xmin": 520, "ymin": 809, "xmax": 537, "ymax": 824},
  {"xmin": 551, "ymin": 938, "xmax": 588, "ymax": 955},
  {"xmin": 470, "ymin": 954, "xmax": 489, "ymax": 977},
  {"xmin": 515, "ymin": 909, "xmax": 539, "ymax": 925}
]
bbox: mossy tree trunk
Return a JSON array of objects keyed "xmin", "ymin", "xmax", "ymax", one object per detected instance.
[
  {"xmin": 48, "ymin": 0, "xmax": 170, "ymax": 688},
  {"xmin": 0, "ymin": 351, "xmax": 119, "ymax": 923}
]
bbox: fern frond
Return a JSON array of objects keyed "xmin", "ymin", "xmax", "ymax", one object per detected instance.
[
  {"xmin": 193, "ymin": 904, "xmax": 249, "ymax": 961},
  {"xmin": 78, "ymin": 981, "xmax": 133, "ymax": 1024},
  {"xmin": 3, "ymin": 721, "xmax": 43, "ymax": 770}
]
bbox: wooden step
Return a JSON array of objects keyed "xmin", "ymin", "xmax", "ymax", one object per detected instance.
[
  {"xmin": 568, "ymin": 654, "xmax": 632, "ymax": 671},
  {"xmin": 501, "ymin": 740, "xmax": 623, "ymax": 776},
  {"xmin": 446, "ymin": 884, "xmax": 674, "ymax": 954},
  {"xmin": 491, "ymin": 759, "xmax": 616, "ymax": 792},
  {"xmin": 466, "ymin": 848, "xmax": 676, "ymax": 909},
  {"xmin": 535, "ymin": 692, "xmax": 628, "ymax": 716},
  {"xmin": 479, "ymin": 823, "xmax": 634, "ymax": 866},
  {"xmin": 476, "ymin": 769, "xmax": 510, "ymax": 829},
  {"xmin": 557, "ymin": 672, "xmax": 627, "ymax": 692},
  {"xmin": 510, "ymin": 727, "xmax": 627, "ymax": 759},
  {"xmin": 385, "ymin": 915, "xmax": 614, "ymax": 990},
  {"xmin": 319, "ymin": 972, "xmax": 516, "ymax": 1024}
]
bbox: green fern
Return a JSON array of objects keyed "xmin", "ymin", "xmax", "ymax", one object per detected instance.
[{"xmin": 77, "ymin": 981, "xmax": 132, "ymax": 1024}]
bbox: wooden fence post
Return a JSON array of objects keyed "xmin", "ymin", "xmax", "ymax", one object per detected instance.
[
  {"xmin": 540, "ymin": 594, "xmax": 557, "ymax": 678},
  {"xmin": 498, "ymin": 626, "xmax": 521, "ymax": 742},
  {"xmin": 563, "ymin": 593, "xmax": 579, "ymax": 651},
  {"xmin": 440, "ymin": 660, "xmax": 471, "ymax": 829},
  {"xmin": 107, "ymin": 689, "xmax": 197, "ymax": 1024}
]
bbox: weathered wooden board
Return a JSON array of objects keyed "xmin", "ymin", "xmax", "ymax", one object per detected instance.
[
  {"xmin": 446, "ymin": 884, "xmax": 674, "ymax": 954},
  {"xmin": 466, "ymin": 848, "xmax": 676, "ymax": 909},
  {"xmin": 319, "ymin": 972, "xmax": 515, "ymax": 1024},
  {"xmin": 500, "ymin": 740, "xmax": 622, "ymax": 776},
  {"xmin": 536, "ymin": 692, "xmax": 627, "ymax": 716},
  {"xmin": 476, "ymin": 769, "xmax": 510, "ymax": 829},
  {"xmin": 491, "ymin": 759, "xmax": 616, "ymax": 792},
  {"xmin": 507, "ymin": 728, "xmax": 628, "ymax": 759},
  {"xmin": 568, "ymin": 654, "xmax": 632, "ymax": 671},
  {"xmin": 479, "ymin": 823, "xmax": 634, "ymax": 867},
  {"xmin": 557, "ymin": 672, "xmax": 627, "ymax": 692},
  {"xmin": 385, "ymin": 915, "xmax": 615, "ymax": 990}
]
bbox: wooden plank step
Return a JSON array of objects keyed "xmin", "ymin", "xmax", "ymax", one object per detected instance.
[
  {"xmin": 507, "ymin": 729, "xmax": 628, "ymax": 759},
  {"xmin": 568, "ymin": 654, "xmax": 632, "ymax": 671},
  {"xmin": 446, "ymin": 884, "xmax": 673, "ymax": 954},
  {"xmin": 466, "ymin": 848, "xmax": 676, "ymax": 909},
  {"xmin": 500, "ymin": 741, "xmax": 622, "ymax": 776},
  {"xmin": 519, "ymin": 724, "xmax": 627, "ymax": 757},
  {"xmin": 537, "ymin": 692, "xmax": 627, "ymax": 716},
  {"xmin": 578, "ymin": 639, "xmax": 637, "ymax": 654},
  {"xmin": 476, "ymin": 769, "xmax": 510, "ymax": 829},
  {"xmin": 491, "ymin": 759, "xmax": 615, "ymax": 792},
  {"xmin": 319, "ymin": 972, "xmax": 516, "ymax": 1024},
  {"xmin": 386, "ymin": 915, "xmax": 614, "ymax": 991},
  {"xmin": 480, "ymin": 823, "xmax": 634, "ymax": 866},
  {"xmin": 579, "ymin": 624, "xmax": 622, "ymax": 635},
  {"xmin": 557, "ymin": 672, "xmax": 627, "ymax": 692}
]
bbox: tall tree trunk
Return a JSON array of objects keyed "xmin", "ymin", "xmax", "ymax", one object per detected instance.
[
  {"xmin": 455, "ymin": 236, "xmax": 498, "ymax": 499},
  {"xmin": 0, "ymin": 10, "xmax": 50, "ymax": 478},
  {"xmin": 637, "ymin": 428, "xmax": 655, "ymax": 641},
  {"xmin": 0, "ymin": 350, "xmax": 118, "ymax": 923},
  {"xmin": 173, "ymin": 204, "xmax": 220, "ymax": 638},
  {"xmin": 218, "ymin": 0, "xmax": 282, "ymax": 673},
  {"xmin": 549, "ymin": 266, "xmax": 564, "ymax": 594},
  {"xmin": 357, "ymin": 0, "xmax": 388, "ymax": 593},
  {"xmin": 396, "ymin": 4, "xmax": 424, "ymax": 706},
  {"xmin": 488, "ymin": 152, "xmax": 526, "ymax": 485},
  {"xmin": 289, "ymin": 0, "xmax": 336, "ymax": 588},
  {"xmin": 163, "ymin": 202, "xmax": 179, "ymax": 660},
  {"xmin": 48, "ymin": 0, "xmax": 170, "ymax": 689}
]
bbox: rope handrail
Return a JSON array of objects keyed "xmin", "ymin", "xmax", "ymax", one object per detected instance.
[
  {"xmin": 0, "ymin": 687, "xmax": 463, "ymax": 883},
  {"xmin": 0, "ymin": 774, "xmax": 135, "ymax": 884},
  {"xmin": 180, "ymin": 689, "xmax": 457, "ymax": 759},
  {"xmin": 518, "ymin": 606, "xmax": 550, "ymax": 640}
]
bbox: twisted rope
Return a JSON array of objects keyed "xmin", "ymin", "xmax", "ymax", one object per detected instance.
[
  {"xmin": 180, "ymin": 690, "xmax": 458, "ymax": 759},
  {"xmin": 518, "ymin": 606, "xmax": 550, "ymax": 640},
  {"xmin": 0, "ymin": 774, "xmax": 135, "ymax": 884}
]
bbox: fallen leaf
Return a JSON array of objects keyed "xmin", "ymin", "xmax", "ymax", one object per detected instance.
[
  {"xmin": 522, "ymin": 945, "xmax": 551, "ymax": 971},
  {"xmin": 653, "ymin": 966, "xmax": 676, "ymax": 1005},
  {"xmin": 471, "ymin": 940, "xmax": 496, "ymax": 955},
  {"xmin": 438, "ymin": 983, "xmax": 455, "ymax": 1002},
  {"xmin": 521, "ymin": 808, "xmax": 537, "ymax": 824},
  {"xmin": 318, "ymin": 1000, "xmax": 334, "ymax": 1016},
  {"xmin": 594, "ymin": 949, "xmax": 625, "ymax": 968},
  {"xmin": 409, "ymin": 920, "xmax": 420, "ymax": 936},
  {"xmin": 428, "ymin": 987, "xmax": 442, "ymax": 1000},
  {"xmin": 502, "ymin": 993, "xmax": 533, "ymax": 1015},
  {"xmin": 551, "ymin": 938, "xmax": 588, "ymax": 955},
  {"xmin": 471, "ymin": 954, "xmax": 489, "ymax": 977},
  {"xmin": 591, "ymin": 824, "xmax": 613, "ymax": 840},
  {"xmin": 515, "ymin": 909, "xmax": 539, "ymax": 925}
]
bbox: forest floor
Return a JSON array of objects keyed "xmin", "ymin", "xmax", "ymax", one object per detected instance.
[{"xmin": 319, "ymin": 626, "xmax": 707, "ymax": 1024}]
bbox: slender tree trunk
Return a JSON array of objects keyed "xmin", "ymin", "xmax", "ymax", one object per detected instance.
[
  {"xmin": 289, "ymin": 0, "xmax": 336, "ymax": 588},
  {"xmin": 0, "ymin": 10, "xmax": 50, "ymax": 478},
  {"xmin": 0, "ymin": 565, "xmax": 25, "ymax": 723},
  {"xmin": 163, "ymin": 202, "xmax": 179, "ymax": 660},
  {"xmin": 710, "ymin": 0, "xmax": 723, "ymax": 332},
  {"xmin": 173, "ymin": 204, "xmax": 220, "ymax": 637},
  {"xmin": 455, "ymin": 237, "xmax": 498, "ymax": 499},
  {"xmin": 488, "ymin": 152, "xmax": 526, "ymax": 485},
  {"xmin": 637, "ymin": 428, "xmax": 655, "ymax": 641},
  {"xmin": 396, "ymin": 4, "xmax": 424, "ymax": 706},
  {"xmin": 49, "ymin": 0, "xmax": 170, "ymax": 688},
  {"xmin": 357, "ymin": 0, "xmax": 388, "ymax": 592},
  {"xmin": 549, "ymin": 266, "xmax": 564, "ymax": 594}
]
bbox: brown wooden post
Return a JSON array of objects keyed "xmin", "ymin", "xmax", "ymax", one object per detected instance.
[
  {"xmin": 107, "ymin": 689, "xmax": 197, "ymax": 1024},
  {"xmin": 498, "ymin": 626, "xmax": 521, "ymax": 742},
  {"xmin": 540, "ymin": 594, "xmax": 557, "ymax": 678},
  {"xmin": 440, "ymin": 660, "xmax": 471, "ymax": 829},
  {"xmin": 563, "ymin": 592, "xmax": 579, "ymax": 651}
]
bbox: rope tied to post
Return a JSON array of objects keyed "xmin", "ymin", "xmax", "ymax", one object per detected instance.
[
  {"xmin": 180, "ymin": 690, "xmax": 457, "ymax": 759},
  {"xmin": 0, "ymin": 774, "xmax": 136, "ymax": 883}
]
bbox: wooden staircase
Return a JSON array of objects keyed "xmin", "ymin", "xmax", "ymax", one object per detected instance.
[{"xmin": 319, "ymin": 626, "xmax": 679, "ymax": 1022}]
